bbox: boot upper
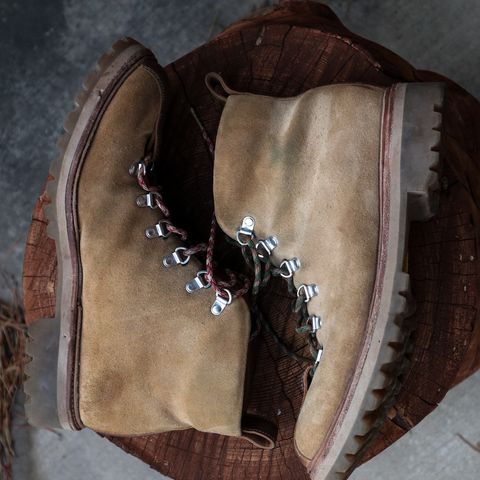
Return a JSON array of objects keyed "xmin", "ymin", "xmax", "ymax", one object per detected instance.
[
  {"xmin": 76, "ymin": 62, "xmax": 250, "ymax": 436},
  {"xmin": 213, "ymin": 84, "xmax": 384, "ymax": 460}
]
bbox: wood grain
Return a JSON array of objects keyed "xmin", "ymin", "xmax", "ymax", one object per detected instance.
[{"xmin": 22, "ymin": 1, "xmax": 480, "ymax": 478}]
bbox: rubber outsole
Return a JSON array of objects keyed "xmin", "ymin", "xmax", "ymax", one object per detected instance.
[
  {"xmin": 310, "ymin": 83, "xmax": 445, "ymax": 479},
  {"xmin": 24, "ymin": 38, "xmax": 147, "ymax": 429}
]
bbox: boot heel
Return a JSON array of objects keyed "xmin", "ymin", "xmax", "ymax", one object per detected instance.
[
  {"xmin": 24, "ymin": 316, "xmax": 62, "ymax": 428},
  {"xmin": 401, "ymin": 83, "xmax": 445, "ymax": 221}
]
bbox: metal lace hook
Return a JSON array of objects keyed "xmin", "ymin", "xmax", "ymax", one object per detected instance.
[
  {"xmin": 297, "ymin": 314, "xmax": 322, "ymax": 334},
  {"xmin": 186, "ymin": 270, "xmax": 211, "ymax": 294},
  {"xmin": 163, "ymin": 247, "xmax": 191, "ymax": 267},
  {"xmin": 256, "ymin": 235, "xmax": 279, "ymax": 260},
  {"xmin": 280, "ymin": 257, "xmax": 301, "ymax": 278},
  {"xmin": 235, "ymin": 216, "xmax": 256, "ymax": 246},
  {"xmin": 136, "ymin": 192, "xmax": 160, "ymax": 209},
  {"xmin": 313, "ymin": 346, "xmax": 324, "ymax": 373},
  {"xmin": 297, "ymin": 284, "xmax": 319, "ymax": 303},
  {"xmin": 211, "ymin": 289, "xmax": 233, "ymax": 316},
  {"xmin": 308, "ymin": 315, "xmax": 322, "ymax": 333},
  {"xmin": 128, "ymin": 160, "xmax": 147, "ymax": 177},
  {"xmin": 145, "ymin": 220, "xmax": 172, "ymax": 239}
]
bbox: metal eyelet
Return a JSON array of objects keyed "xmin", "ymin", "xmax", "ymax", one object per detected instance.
[
  {"xmin": 163, "ymin": 247, "xmax": 191, "ymax": 267},
  {"xmin": 297, "ymin": 284, "xmax": 319, "ymax": 303},
  {"xmin": 136, "ymin": 192, "xmax": 159, "ymax": 209},
  {"xmin": 256, "ymin": 235, "xmax": 279, "ymax": 260},
  {"xmin": 186, "ymin": 270, "xmax": 211, "ymax": 293},
  {"xmin": 211, "ymin": 289, "xmax": 233, "ymax": 315},
  {"xmin": 280, "ymin": 257, "xmax": 301, "ymax": 278},
  {"xmin": 145, "ymin": 220, "xmax": 172, "ymax": 239},
  {"xmin": 235, "ymin": 216, "xmax": 256, "ymax": 245}
]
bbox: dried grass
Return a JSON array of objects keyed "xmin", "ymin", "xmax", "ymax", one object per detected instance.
[{"xmin": 0, "ymin": 280, "xmax": 26, "ymax": 480}]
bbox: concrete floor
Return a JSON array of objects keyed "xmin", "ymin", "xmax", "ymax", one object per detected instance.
[{"xmin": 1, "ymin": 0, "xmax": 479, "ymax": 478}]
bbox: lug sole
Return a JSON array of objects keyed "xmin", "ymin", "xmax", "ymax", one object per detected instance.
[
  {"xmin": 310, "ymin": 83, "xmax": 445, "ymax": 479},
  {"xmin": 24, "ymin": 38, "xmax": 151, "ymax": 429}
]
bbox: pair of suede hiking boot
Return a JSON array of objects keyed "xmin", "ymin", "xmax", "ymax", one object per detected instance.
[{"xmin": 25, "ymin": 38, "xmax": 444, "ymax": 479}]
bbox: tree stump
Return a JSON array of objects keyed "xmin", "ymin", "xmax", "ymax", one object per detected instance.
[{"xmin": 23, "ymin": 1, "xmax": 480, "ymax": 478}]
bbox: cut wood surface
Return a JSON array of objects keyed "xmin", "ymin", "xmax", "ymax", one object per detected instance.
[{"xmin": 23, "ymin": 1, "xmax": 480, "ymax": 478}]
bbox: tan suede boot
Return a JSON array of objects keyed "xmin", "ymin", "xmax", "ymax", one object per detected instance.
[
  {"xmin": 211, "ymin": 75, "xmax": 444, "ymax": 478},
  {"xmin": 24, "ymin": 39, "xmax": 258, "ymax": 440}
]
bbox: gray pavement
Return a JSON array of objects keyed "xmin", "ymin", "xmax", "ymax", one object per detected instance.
[{"xmin": 1, "ymin": 1, "xmax": 479, "ymax": 479}]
